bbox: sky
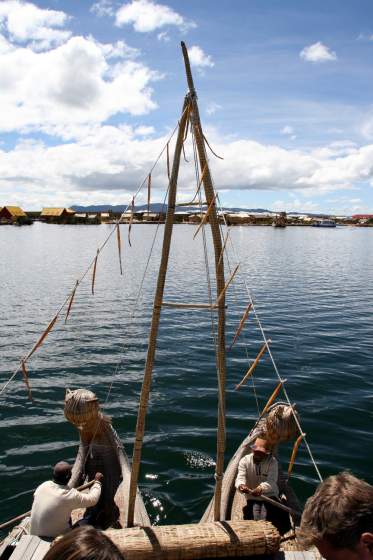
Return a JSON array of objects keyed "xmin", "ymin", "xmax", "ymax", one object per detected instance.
[{"xmin": 1, "ymin": 0, "xmax": 373, "ymax": 214}]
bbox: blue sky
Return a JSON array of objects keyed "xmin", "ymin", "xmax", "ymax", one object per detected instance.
[{"xmin": 1, "ymin": 0, "xmax": 373, "ymax": 213}]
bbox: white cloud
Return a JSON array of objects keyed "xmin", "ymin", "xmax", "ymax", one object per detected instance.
[
  {"xmin": 300, "ymin": 42, "xmax": 337, "ymax": 63},
  {"xmin": 157, "ymin": 31, "xmax": 170, "ymax": 42},
  {"xmin": 115, "ymin": 0, "xmax": 195, "ymax": 33},
  {"xmin": 3, "ymin": 128, "xmax": 373, "ymax": 210},
  {"xmin": 206, "ymin": 102, "xmax": 221, "ymax": 116},
  {"xmin": 91, "ymin": 0, "xmax": 115, "ymax": 18},
  {"xmin": 272, "ymin": 199, "xmax": 321, "ymax": 213},
  {"xmin": 281, "ymin": 125, "xmax": 294, "ymax": 135},
  {"xmin": 0, "ymin": 35, "xmax": 160, "ymax": 136},
  {"xmin": 188, "ymin": 45, "xmax": 214, "ymax": 68},
  {"xmin": 0, "ymin": 0, "xmax": 71, "ymax": 51}
]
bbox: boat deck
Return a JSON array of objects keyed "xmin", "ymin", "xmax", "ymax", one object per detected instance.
[{"xmin": 2, "ymin": 535, "xmax": 51, "ymax": 560}]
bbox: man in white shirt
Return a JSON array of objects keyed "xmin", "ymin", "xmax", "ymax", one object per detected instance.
[
  {"xmin": 235, "ymin": 437, "xmax": 289, "ymax": 534},
  {"xmin": 30, "ymin": 461, "xmax": 103, "ymax": 538}
]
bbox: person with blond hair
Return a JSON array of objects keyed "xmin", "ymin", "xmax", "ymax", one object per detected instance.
[
  {"xmin": 300, "ymin": 471, "xmax": 373, "ymax": 560},
  {"xmin": 44, "ymin": 526, "xmax": 124, "ymax": 560}
]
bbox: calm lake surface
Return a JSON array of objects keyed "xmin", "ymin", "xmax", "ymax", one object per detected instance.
[{"xmin": 1, "ymin": 222, "xmax": 373, "ymax": 527}]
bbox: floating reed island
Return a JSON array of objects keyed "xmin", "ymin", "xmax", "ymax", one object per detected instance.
[{"xmin": 1, "ymin": 204, "xmax": 372, "ymax": 226}]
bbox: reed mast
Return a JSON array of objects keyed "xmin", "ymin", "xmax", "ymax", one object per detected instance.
[
  {"xmin": 127, "ymin": 96, "xmax": 190, "ymax": 528},
  {"xmin": 181, "ymin": 41, "xmax": 226, "ymax": 522}
]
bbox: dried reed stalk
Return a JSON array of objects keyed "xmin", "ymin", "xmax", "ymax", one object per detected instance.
[
  {"xmin": 215, "ymin": 264, "xmax": 239, "ymax": 306},
  {"xmin": 193, "ymin": 192, "xmax": 217, "ymax": 239},
  {"xmin": 65, "ymin": 280, "xmax": 78, "ymax": 323},
  {"xmin": 128, "ymin": 197, "xmax": 135, "ymax": 247},
  {"xmin": 229, "ymin": 302, "xmax": 252, "ymax": 350},
  {"xmin": 217, "ymin": 228, "xmax": 229, "ymax": 268},
  {"xmin": 261, "ymin": 380, "xmax": 285, "ymax": 417},
  {"xmin": 21, "ymin": 360, "xmax": 33, "ymax": 401},
  {"xmin": 288, "ymin": 433, "xmax": 304, "ymax": 478},
  {"xmin": 235, "ymin": 340, "xmax": 271, "ymax": 390},
  {"xmin": 27, "ymin": 314, "xmax": 58, "ymax": 360},
  {"xmin": 92, "ymin": 249, "xmax": 99, "ymax": 295},
  {"xmin": 117, "ymin": 224, "xmax": 123, "ymax": 275}
]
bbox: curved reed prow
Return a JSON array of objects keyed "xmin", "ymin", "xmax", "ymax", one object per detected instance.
[
  {"xmin": 64, "ymin": 388, "xmax": 121, "ymax": 529},
  {"xmin": 64, "ymin": 388, "xmax": 112, "ymax": 444}
]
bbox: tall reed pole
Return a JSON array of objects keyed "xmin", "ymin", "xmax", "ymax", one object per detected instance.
[
  {"xmin": 181, "ymin": 41, "xmax": 226, "ymax": 522},
  {"xmin": 127, "ymin": 96, "xmax": 190, "ymax": 528}
]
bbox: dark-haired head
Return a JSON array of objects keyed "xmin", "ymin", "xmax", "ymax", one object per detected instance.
[
  {"xmin": 53, "ymin": 461, "xmax": 72, "ymax": 485},
  {"xmin": 44, "ymin": 526, "xmax": 124, "ymax": 560}
]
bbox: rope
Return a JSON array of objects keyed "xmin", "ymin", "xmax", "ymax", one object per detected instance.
[
  {"xmin": 0, "ymin": 105, "xmax": 190, "ymax": 400},
  {"xmin": 214, "ymin": 193, "xmax": 323, "ymax": 483}
]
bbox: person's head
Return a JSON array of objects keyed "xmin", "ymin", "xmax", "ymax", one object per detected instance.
[
  {"xmin": 44, "ymin": 526, "xmax": 124, "ymax": 560},
  {"xmin": 251, "ymin": 437, "xmax": 271, "ymax": 463},
  {"xmin": 300, "ymin": 471, "xmax": 373, "ymax": 560},
  {"xmin": 53, "ymin": 461, "xmax": 72, "ymax": 485}
]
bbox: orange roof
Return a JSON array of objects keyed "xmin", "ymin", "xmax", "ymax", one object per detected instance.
[
  {"xmin": 41, "ymin": 207, "xmax": 75, "ymax": 217},
  {"xmin": 1, "ymin": 206, "xmax": 26, "ymax": 217}
]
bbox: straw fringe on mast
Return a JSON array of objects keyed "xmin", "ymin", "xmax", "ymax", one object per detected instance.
[
  {"xmin": 65, "ymin": 281, "xmax": 79, "ymax": 323},
  {"xmin": 116, "ymin": 225, "xmax": 123, "ymax": 276},
  {"xmin": 261, "ymin": 380, "xmax": 286, "ymax": 417},
  {"xmin": 92, "ymin": 250, "xmax": 99, "ymax": 295},
  {"xmin": 26, "ymin": 315, "xmax": 58, "ymax": 360},
  {"xmin": 215, "ymin": 264, "xmax": 239, "ymax": 306},
  {"xmin": 127, "ymin": 95, "xmax": 191, "ymax": 528},
  {"xmin": 217, "ymin": 228, "xmax": 229, "ymax": 268},
  {"xmin": 21, "ymin": 360, "xmax": 33, "ymax": 401},
  {"xmin": 181, "ymin": 41, "xmax": 227, "ymax": 522},
  {"xmin": 235, "ymin": 340, "xmax": 271, "ymax": 390},
  {"xmin": 229, "ymin": 303, "xmax": 252, "ymax": 350},
  {"xmin": 128, "ymin": 197, "xmax": 135, "ymax": 247},
  {"xmin": 288, "ymin": 433, "xmax": 304, "ymax": 478},
  {"xmin": 193, "ymin": 193, "xmax": 217, "ymax": 239}
]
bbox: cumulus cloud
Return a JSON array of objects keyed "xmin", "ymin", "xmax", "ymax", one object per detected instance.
[
  {"xmin": 91, "ymin": 0, "xmax": 115, "ymax": 18},
  {"xmin": 3, "ymin": 127, "xmax": 373, "ymax": 209},
  {"xmin": 300, "ymin": 42, "xmax": 337, "ymax": 63},
  {"xmin": 0, "ymin": 0, "xmax": 71, "ymax": 51},
  {"xmin": 188, "ymin": 45, "xmax": 214, "ymax": 68},
  {"xmin": 115, "ymin": 0, "xmax": 195, "ymax": 33},
  {"xmin": 157, "ymin": 31, "xmax": 170, "ymax": 42},
  {"xmin": 0, "ymin": 34, "xmax": 160, "ymax": 136}
]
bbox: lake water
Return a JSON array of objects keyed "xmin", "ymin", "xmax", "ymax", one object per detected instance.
[{"xmin": 1, "ymin": 222, "xmax": 373, "ymax": 527}]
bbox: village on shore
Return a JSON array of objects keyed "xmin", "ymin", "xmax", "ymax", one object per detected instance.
[{"xmin": 0, "ymin": 204, "xmax": 372, "ymax": 227}]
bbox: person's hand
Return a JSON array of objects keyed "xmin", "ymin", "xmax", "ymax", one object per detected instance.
[
  {"xmin": 251, "ymin": 486, "xmax": 262, "ymax": 496},
  {"xmin": 95, "ymin": 472, "xmax": 104, "ymax": 482},
  {"xmin": 239, "ymin": 484, "xmax": 250, "ymax": 494}
]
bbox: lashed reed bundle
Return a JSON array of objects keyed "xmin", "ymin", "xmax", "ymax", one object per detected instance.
[
  {"xmin": 265, "ymin": 403, "xmax": 299, "ymax": 445},
  {"xmin": 64, "ymin": 388, "xmax": 105, "ymax": 433},
  {"xmin": 105, "ymin": 520, "xmax": 280, "ymax": 560}
]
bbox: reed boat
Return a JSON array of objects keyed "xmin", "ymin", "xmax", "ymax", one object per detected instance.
[{"xmin": 0, "ymin": 41, "xmax": 323, "ymax": 560}]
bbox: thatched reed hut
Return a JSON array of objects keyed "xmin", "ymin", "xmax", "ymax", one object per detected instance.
[
  {"xmin": 0, "ymin": 206, "xmax": 29, "ymax": 224},
  {"xmin": 40, "ymin": 207, "xmax": 75, "ymax": 223}
]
